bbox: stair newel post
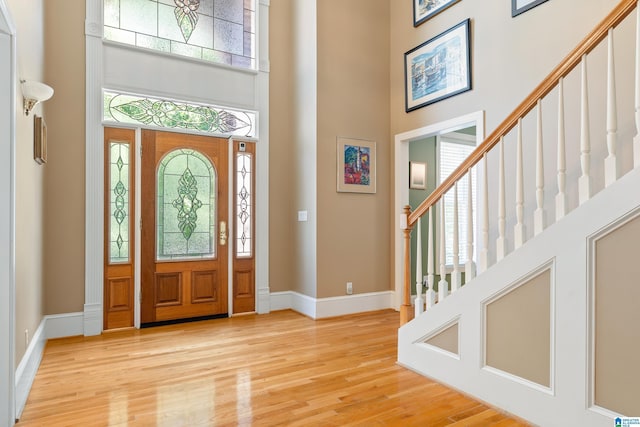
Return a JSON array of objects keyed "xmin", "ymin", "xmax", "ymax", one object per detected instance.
[
  {"xmin": 579, "ymin": 54, "xmax": 592, "ymax": 204},
  {"xmin": 401, "ymin": 205, "xmax": 414, "ymax": 326},
  {"xmin": 514, "ymin": 119, "xmax": 526, "ymax": 249},
  {"xmin": 465, "ymin": 170, "xmax": 476, "ymax": 283},
  {"xmin": 479, "ymin": 153, "xmax": 489, "ymax": 273},
  {"xmin": 438, "ymin": 199, "xmax": 449, "ymax": 302},
  {"xmin": 414, "ymin": 217, "xmax": 424, "ymax": 318},
  {"xmin": 496, "ymin": 137, "xmax": 507, "ymax": 261},
  {"xmin": 451, "ymin": 183, "xmax": 461, "ymax": 293},
  {"xmin": 426, "ymin": 205, "xmax": 436, "ymax": 309},
  {"xmin": 534, "ymin": 100, "xmax": 545, "ymax": 235},
  {"xmin": 635, "ymin": 3, "xmax": 640, "ymax": 168},
  {"xmin": 556, "ymin": 77, "xmax": 567, "ymax": 221},
  {"xmin": 605, "ymin": 27, "xmax": 619, "ymax": 185}
]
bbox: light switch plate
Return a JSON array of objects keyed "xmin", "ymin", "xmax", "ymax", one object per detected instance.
[{"xmin": 298, "ymin": 210, "xmax": 308, "ymax": 222}]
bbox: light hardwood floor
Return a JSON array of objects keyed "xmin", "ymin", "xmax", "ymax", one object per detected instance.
[{"xmin": 19, "ymin": 310, "xmax": 529, "ymax": 426}]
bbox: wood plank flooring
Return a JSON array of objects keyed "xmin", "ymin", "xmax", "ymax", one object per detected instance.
[{"xmin": 18, "ymin": 310, "xmax": 529, "ymax": 426}]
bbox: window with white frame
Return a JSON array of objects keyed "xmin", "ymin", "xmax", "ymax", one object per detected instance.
[{"xmin": 438, "ymin": 133, "xmax": 477, "ymax": 266}]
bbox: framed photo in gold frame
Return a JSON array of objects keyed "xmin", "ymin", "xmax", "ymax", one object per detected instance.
[{"xmin": 34, "ymin": 115, "xmax": 47, "ymax": 165}]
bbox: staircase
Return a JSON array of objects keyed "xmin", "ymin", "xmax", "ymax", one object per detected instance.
[{"xmin": 397, "ymin": 1, "xmax": 640, "ymax": 425}]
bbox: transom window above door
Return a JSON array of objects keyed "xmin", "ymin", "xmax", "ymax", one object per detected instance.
[{"xmin": 103, "ymin": 0, "xmax": 256, "ymax": 69}]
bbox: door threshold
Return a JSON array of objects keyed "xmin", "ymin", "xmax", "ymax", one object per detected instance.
[{"xmin": 141, "ymin": 313, "xmax": 229, "ymax": 328}]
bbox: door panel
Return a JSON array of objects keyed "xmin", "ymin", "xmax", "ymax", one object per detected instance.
[{"xmin": 142, "ymin": 130, "xmax": 228, "ymax": 324}]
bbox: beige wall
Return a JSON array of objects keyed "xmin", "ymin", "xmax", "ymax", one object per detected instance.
[
  {"xmin": 486, "ymin": 269, "xmax": 551, "ymax": 387},
  {"xmin": 43, "ymin": 0, "xmax": 86, "ymax": 315},
  {"xmin": 8, "ymin": 0, "xmax": 46, "ymax": 365},
  {"xmin": 595, "ymin": 214, "xmax": 640, "ymax": 415},
  {"xmin": 316, "ymin": 0, "xmax": 390, "ymax": 298},
  {"xmin": 426, "ymin": 323, "xmax": 458, "ymax": 355}
]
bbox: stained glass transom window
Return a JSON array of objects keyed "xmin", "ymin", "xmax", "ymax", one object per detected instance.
[
  {"xmin": 157, "ymin": 149, "xmax": 216, "ymax": 260},
  {"xmin": 103, "ymin": 0, "xmax": 256, "ymax": 69},
  {"xmin": 236, "ymin": 153, "xmax": 252, "ymax": 257},
  {"xmin": 110, "ymin": 142, "xmax": 131, "ymax": 263},
  {"xmin": 104, "ymin": 91, "xmax": 256, "ymax": 137}
]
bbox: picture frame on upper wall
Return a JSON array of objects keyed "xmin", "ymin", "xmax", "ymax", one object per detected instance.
[
  {"xmin": 405, "ymin": 19, "xmax": 471, "ymax": 113},
  {"xmin": 413, "ymin": 0, "xmax": 461, "ymax": 27},
  {"xmin": 337, "ymin": 137, "xmax": 376, "ymax": 194},
  {"xmin": 512, "ymin": 0, "xmax": 550, "ymax": 17},
  {"xmin": 409, "ymin": 162, "xmax": 427, "ymax": 189},
  {"xmin": 34, "ymin": 115, "xmax": 47, "ymax": 165}
]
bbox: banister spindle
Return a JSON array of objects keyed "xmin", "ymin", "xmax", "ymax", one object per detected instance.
[
  {"xmin": 605, "ymin": 27, "xmax": 619, "ymax": 186},
  {"xmin": 514, "ymin": 119, "xmax": 526, "ymax": 249},
  {"xmin": 465, "ymin": 170, "xmax": 476, "ymax": 283},
  {"xmin": 426, "ymin": 206, "xmax": 436, "ymax": 309},
  {"xmin": 414, "ymin": 217, "xmax": 424, "ymax": 318},
  {"xmin": 451, "ymin": 183, "xmax": 461, "ymax": 293},
  {"xmin": 438, "ymin": 200, "xmax": 449, "ymax": 302},
  {"xmin": 401, "ymin": 205, "xmax": 412, "ymax": 325},
  {"xmin": 496, "ymin": 137, "xmax": 507, "ymax": 261},
  {"xmin": 635, "ymin": 5, "xmax": 640, "ymax": 168},
  {"xmin": 534, "ymin": 100, "xmax": 545, "ymax": 235},
  {"xmin": 479, "ymin": 153, "xmax": 489, "ymax": 273},
  {"xmin": 556, "ymin": 77, "xmax": 567, "ymax": 221},
  {"xmin": 579, "ymin": 55, "xmax": 592, "ymax": 204}
]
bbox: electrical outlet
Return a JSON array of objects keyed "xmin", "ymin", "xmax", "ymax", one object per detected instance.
[
  {"xmin": 24, "ymin": 329, "xmax": 29, "ymax": 349},
  {"xmin": 346, "ymin": 282, "xmax": 353, "ymax": 295}
]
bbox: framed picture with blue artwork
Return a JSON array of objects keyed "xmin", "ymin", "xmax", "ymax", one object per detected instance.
[
  {"xmin": 414, "ymin": 0, "xmax": 461, "ymax": 27},
  {"xmin": 512, "ymin": 0, "xmax": 549, "ymax": 17},
  {"xmin": 337, "ymin": 137, "xmax": 376, "ymax": 194},
  {"xmin": 404, "ymin": 19, "xmax": 471, "ymax": 113}
]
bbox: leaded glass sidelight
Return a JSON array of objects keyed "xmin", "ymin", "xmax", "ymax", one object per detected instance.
[
  {"xmin": 236, "ymin": 153, "xmax": 252, "ymax": 258},
  {"xmin": 103, "ymin": 90, "xmax": 256, "ymax": 138},
  {"xmin": 157, "ymin": 149, "xmax": 217, "ymax": 260},
  {"xmin": 110, "ymin": 142, "xmax": 131, "ymax": 263},
  {"xmin": 103, "ymin": 0, "xmax": 256, "ymax": 69}
]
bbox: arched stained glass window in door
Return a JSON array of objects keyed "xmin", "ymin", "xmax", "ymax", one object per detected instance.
[{"xmin": 157, "ymin": 148, "xmax": 217, "ymax": 260}]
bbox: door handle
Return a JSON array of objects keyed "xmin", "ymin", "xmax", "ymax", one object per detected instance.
[{"xmin": 219, "ymin": 221, "xmax": 227, "ymax": 246}]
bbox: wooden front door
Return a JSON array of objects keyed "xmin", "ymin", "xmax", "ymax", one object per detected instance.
[{"xmin": 141, "ymin": 130, "xmax": 228, "ymax": 324}]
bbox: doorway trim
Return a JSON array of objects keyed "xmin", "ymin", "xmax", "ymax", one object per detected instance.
[
  {"xmin": 0, "ymin": 0, "xmax": 16, "ymax": 424},
  {"xmin": 393, "ymin": 111, "xmax": 485, "ymax": 309}
]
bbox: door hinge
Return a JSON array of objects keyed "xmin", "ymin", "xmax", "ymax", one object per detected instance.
[
  {"xmin": 139, "ymin": 289, "xmax": 142, "ymax": 303},
  {"xmin": 140, "ymin": 144, "xmax": 143, "ymax": 158},
  {"xmin": 140, "ymin": 218, "xmax": 142, "ymax": 230}
]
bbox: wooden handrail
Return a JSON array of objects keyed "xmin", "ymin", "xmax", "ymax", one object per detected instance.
[{"xmin": 407, "ymin": 0, "xmax": 637, "ymax": 227}]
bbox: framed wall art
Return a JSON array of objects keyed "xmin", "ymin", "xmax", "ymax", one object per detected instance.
[
  {"xmin": 337, "ymin": 137, "xmax": 376, "ymax": 194},
  {"xmin": 34, "ymin": 115, "xmax": 47, "ymax": 165},
  {"xmin": 414, "ymin": 0, "xmax": 461, "ymax": 27},
  {"xmin": 409, "ymin": 162, "xmax": 427, "ymax": 189},
  {"xmin": 404, "ymin": 19, "xmax": 471, "ymax": 113},
  {"xmin": 512, "ymin": 0, "xmax": 549, "ymax": 17}
]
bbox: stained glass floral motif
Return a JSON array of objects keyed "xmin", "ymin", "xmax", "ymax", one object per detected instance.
[
  {"xmin": 110, "ymin": 142, "xmax": 130, "ymax": 263},
  {"xmin": 103, "ymin": 0, "xmax": 255, "ymax": 69},
  {"xmin": 236, "ymin": 153, "xmax": 252, "ymax": 258},
  {"xmin": 174, "ymin": 0, "xmax": 200, "ymax": 42},
  {"xmin": 173, "ymin": 167, "xmax": 203, "ymax": 240},
  {"xmin": 157, "ymin": 149, "xmax": 216, "ymax": 260},
  {"xmin": 104, "ymin": 91, "xmax": 256, "ymax": 138}
]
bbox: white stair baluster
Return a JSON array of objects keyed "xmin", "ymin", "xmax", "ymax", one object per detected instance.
[
  {"xmin": 451, "ymin": 183, "xmax": 461, "ymax": 292},
  {"xmin": 605, "ymin": 28, "xmax": 618, "ymax": 185},
  {"xmin": 414, "ymin": 217, "xmax": 423, "ymax": 317},
  {"xmin": 479, "ymin": 153, "xmax": 489, "ymax": 272},
  {"xmin": 426, "ymin": 206, "xmax": 436, "ymax": 309},
  {"xmin": 438, "ymin": 199, "xmax": 449, "ymax": 302},
  {"xmin": 556, "ymin": 77, "xmax": 567, "ymax": 221},
  {"xmin": 635, "ymin": 5, "xmax": 640, "ymax": 168},
  {"xmin": 496, "ymin": 137, "xmax": 507, "ymax": 261},
  {"xmin": 534, "ymin": 100, "xmax": 545, "ymax": 235},
  {"xmin": 465, "ymin": 170, "xmax": 476, "ymax": 283},
  {"xmin": 579, "ymin": 54, "xmax": 592, "ymax": 204},
  {"xmin": 514, "ymin": 119, "xmax": 526, "ymax": 249}
]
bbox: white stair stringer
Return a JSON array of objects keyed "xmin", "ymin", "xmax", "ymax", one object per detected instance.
[{"xmin": 398, "ymin": 166, "xmax": 640, "ymax": 427}]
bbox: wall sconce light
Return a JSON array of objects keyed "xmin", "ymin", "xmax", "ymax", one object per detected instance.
[{"xmin": 21, "ymin": 80, "xmax": 54, "ymax": 116}]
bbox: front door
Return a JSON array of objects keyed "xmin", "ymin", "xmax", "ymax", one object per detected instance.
[{"xmin": 141, "ymin": 130, "xmax": 228, "ymax": 324}]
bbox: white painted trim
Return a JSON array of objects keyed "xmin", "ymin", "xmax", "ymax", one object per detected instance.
[
  {"xmin": 269, "ymin": 291, "xmax": 395, "ymax": 319},
  {"xmin": 481, "ymin": 366, "xmax": 554, "ymax": 396},
  {"xmin": 393, "ymin": 111, "xmax": 485, "ymax": 311},
  {"xmin": 0, "ymin": 1, "xmax": 16, "ymax": 424},
  {"xmin": 15, "ymin": 312, "xmax": 83, "ymax": 419}
]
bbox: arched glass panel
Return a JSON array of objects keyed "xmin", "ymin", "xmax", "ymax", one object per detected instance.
[{"xmin": 157, "ymin": 148, "xmax": 216, "ymax": 260}]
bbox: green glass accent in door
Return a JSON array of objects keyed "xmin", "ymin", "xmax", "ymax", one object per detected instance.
[{"xmin": 109, "ymin": 142, "xmax": 130, "ymax": 263}]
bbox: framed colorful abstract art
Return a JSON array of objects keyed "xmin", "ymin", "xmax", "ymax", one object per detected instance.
[{"xmin": 337, "ymin": 137, "xmax": 376, "ymax": 194}]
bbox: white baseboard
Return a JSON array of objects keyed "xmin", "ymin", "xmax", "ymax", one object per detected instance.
[
  {"xmin": 15, "ymin": 312, "xmax": 84, "ymax": 419},
  {"xmin": 83, "ymin": 303, "xmax": 102, "ymax": 336},
  {"xmin": 270, "ymin": 291, "xmax": 395, "ymax": 319}
]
